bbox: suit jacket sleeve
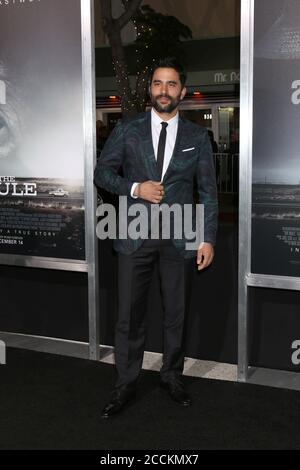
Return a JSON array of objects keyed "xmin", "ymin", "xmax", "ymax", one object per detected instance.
[
  {"xmin": 196, "ymin": 130, "xmax": 218, "ymax": 246},
  {"xmin": 94, "ymin": 120, "xmax": 133, "ymax": 196}
]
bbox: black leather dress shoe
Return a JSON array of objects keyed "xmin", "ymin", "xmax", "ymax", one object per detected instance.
[
  {"xmin": 160, "ymin": 379, "xmax": 191, "ymax": 407},
  {"xmin": 101, "ymin": 386, "xmax": 136, "ymax": 418}
]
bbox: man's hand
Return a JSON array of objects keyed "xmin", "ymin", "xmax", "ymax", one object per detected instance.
[
  {"xmin": 197, "ymin": 242, "xmax": 214, "ymax": 271},
  {"xmin": 134, "ymin": 181, "xmax": 164, "ymax": 203}
]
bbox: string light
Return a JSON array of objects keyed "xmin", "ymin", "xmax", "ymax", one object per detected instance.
[{"xmin": 106, "ymin": 3, "xmax": 160, "ymax": 114}]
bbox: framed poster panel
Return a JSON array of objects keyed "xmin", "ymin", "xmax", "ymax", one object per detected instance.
[
  {"xmin": 0, "ymin": 0, "xmax": 97, "ymax": 272},
  {"xmin": 239, "ymin": 0, "xmax": 300, "ymax": 389},
  {"xmin": 251, "ymin": 0, "xmax": 300, "ymax": 277}
]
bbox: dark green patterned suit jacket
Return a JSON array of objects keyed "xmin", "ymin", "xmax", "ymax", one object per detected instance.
[{"xmin": 94, "ymin": 111, "xmax": 218, "ymax": 258}]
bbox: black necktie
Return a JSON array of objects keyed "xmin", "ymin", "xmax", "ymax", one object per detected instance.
[{"xmin": 156, "ymin": 121, "xmax": 168, "ymax": 181}]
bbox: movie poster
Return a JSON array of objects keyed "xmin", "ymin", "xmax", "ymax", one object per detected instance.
[
  {"xmin": 252, "ymin": 0, "xmax": 300, "ymax": 276},
  {"xmin": 0, "ymin": 0, "xmax": 85, "ymax": 261}
]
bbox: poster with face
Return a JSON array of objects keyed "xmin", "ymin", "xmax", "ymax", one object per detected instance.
[
  {"xmin": 252, "ymin": 0, "xmax": 300, "ymax": 276},
  {"xmin": 0, "ymin": 0, "xmax": 86, "ymax": 261}
]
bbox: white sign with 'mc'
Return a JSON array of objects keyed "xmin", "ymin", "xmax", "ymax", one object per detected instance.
[{"xmin": 0, "ymin": 340, "xmax": 6, "ymax": 365}]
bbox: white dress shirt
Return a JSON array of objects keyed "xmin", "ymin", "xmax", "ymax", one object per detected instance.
[{"xmin": 130, "ymin": 108, "xmax": 179, "ymax": 198}]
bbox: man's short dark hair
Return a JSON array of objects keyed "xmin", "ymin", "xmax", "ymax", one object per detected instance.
[{"xmin": 149, "ymin": 57, "xmax": 187, "ymax": 88}]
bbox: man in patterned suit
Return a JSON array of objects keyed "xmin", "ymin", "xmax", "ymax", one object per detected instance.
[{"xmin": 94, "ymin": 57, "xmax": 218, "ymax": 418}]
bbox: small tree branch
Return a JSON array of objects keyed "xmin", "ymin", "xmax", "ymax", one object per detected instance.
[
  {"xmin": 100, "ymin": 0, "xmax": 112, "ymax": 21},
  {"xmin": 100, "ymin": 0, "xmax": 114, "ymax": 36},
  {"xmin": 117, "ymin": 0, "xmax": 142, "ymax": 29}
]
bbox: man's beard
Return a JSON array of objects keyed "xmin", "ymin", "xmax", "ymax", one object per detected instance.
[{"xmin": 150, "ymin": 93, "xmax": 181, "ymax": 114}]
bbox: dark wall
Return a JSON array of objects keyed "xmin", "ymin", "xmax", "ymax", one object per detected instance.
[
  {"xmin": 99, "ymin": 222, "xmax": 300, "ymax": 371},
  {"xmin": 249, "ymin": 288, "xmax": 300, "ymax": 371},
  {"xmin": 95, "ymin": 37, "xmax": 240, "ymax": 78},
  {"xmin": 99, "ymin": 223, "xmax": 238, "ymax": 364},
  {"xmin": 1, "ymin": 223, "xmax": 300, "ymax": 372},
  {"xmin": 0, "ymin": 266, "xmax": 89, "ymax": 342}
]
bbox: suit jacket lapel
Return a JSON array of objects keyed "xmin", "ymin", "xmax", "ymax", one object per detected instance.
[
  {"xmin": 139, "ymin": 112, "xmax": 191, "ymax": 182},
  {"xmin": 139, "ymin": 112, "xmax": 160, "ymax": 181},
  {"xmin": 162, "ymin": 116, "xmax": 185, "ymax": 182}
]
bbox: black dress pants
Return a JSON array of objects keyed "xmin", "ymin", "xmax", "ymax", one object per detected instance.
[{"xmin": 115, "ymin": 239, "xmax": 193, "ymax": 388}]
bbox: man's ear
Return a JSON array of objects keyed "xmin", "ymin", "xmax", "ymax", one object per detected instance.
[{"xmin": 180, "ymin": 86, "xmax": 187, "ymax": 100}]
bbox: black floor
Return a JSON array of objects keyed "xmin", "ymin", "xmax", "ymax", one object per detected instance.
[{"xmin": 1, "ymin": 348, "xmax": 300, "ymax": 450}]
